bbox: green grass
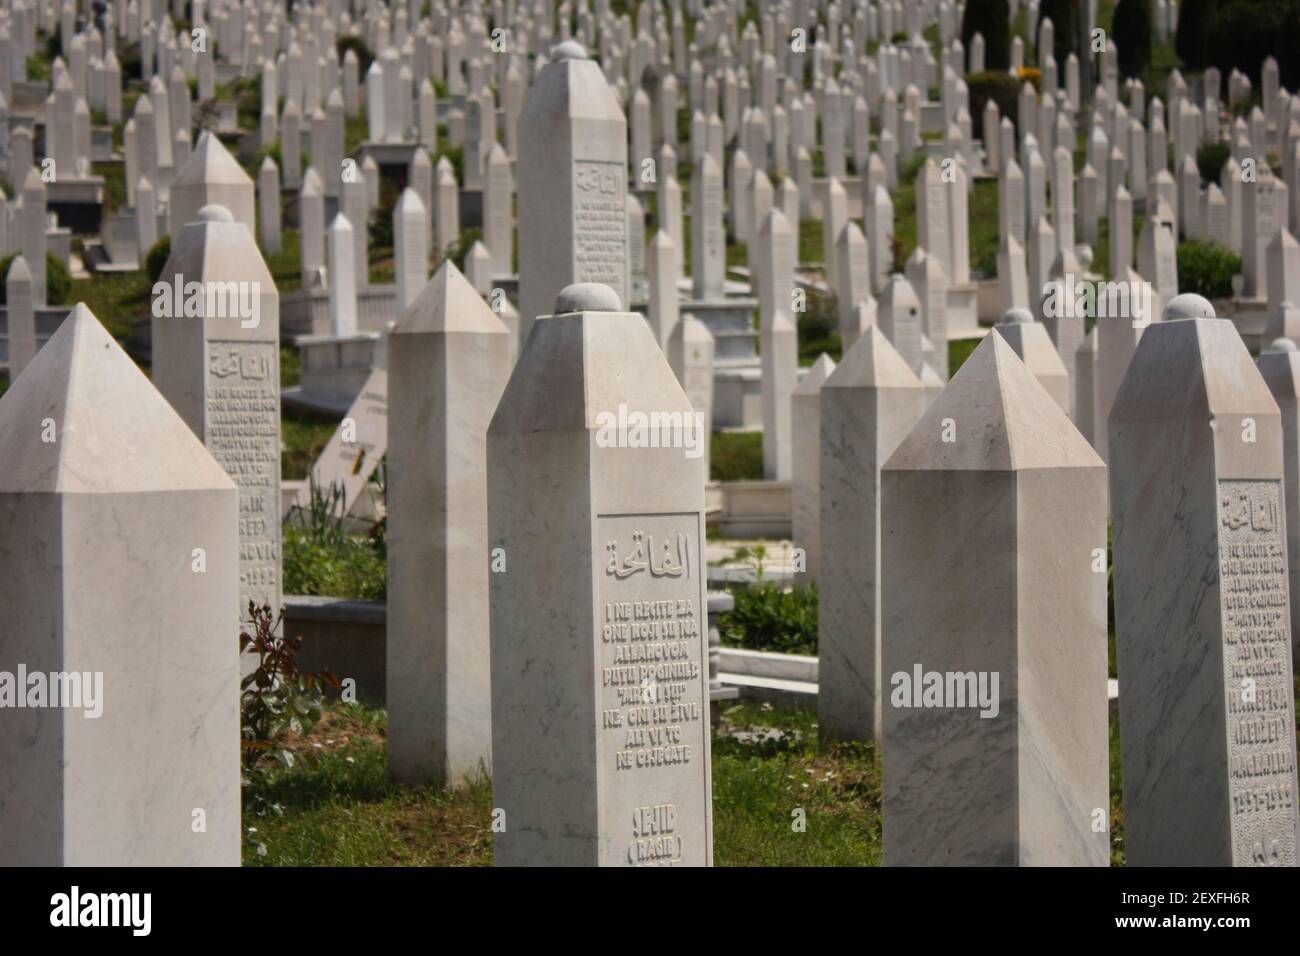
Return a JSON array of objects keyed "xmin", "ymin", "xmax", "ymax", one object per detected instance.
[
  {"xmin": 281, "ymin": 407, "xmax": 340, "ymax": 480},
  {"xmin": 69, "ymin": 268, "xmax": 153, "ymax": 342},
  {"xmin": 264, "ymin": 228, "xmax": 303, "ymax": 293},
  {"xmin": 242, "ymin": 705, "xmax": 493, "ymax": 866},
  {"xmin": 243, "ymin": 703, "xmax": 884, "ymax": 866},
  {"xmin": 282, "ymin": 522, "xmax": 387, "ymax": 601},
  {"xmin": 711, "ymin": 430, "xmax": 763, "ymax": 481},
  {"xmin": 93, "ymin": 161, "xmax": 126, "ymax": 215},
  {"xmin": 799, "ymin": 216, "xmax": 823, "ymax": 264},
  {"xmin": 241, "ymin": 700, "xmax": 1140, "ymax": 866},
  {"xmin": 948, "ymin": 336, "xmax": 981, "ymax": 374}
]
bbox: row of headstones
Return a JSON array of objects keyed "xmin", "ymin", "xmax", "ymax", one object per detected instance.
[{"xmin": 6, "ymin": 248, "xmax": 1296, "ymax": 867}]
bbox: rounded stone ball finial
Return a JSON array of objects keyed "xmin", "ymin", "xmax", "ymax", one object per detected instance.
[
  {"xmin": 197, "ymin": 203, "xmax": 235, "ymax": 223},
  {"xmin": 551, "ymin": 40, "xmax": 588, "ymax": 61},
  {"xmin": 1000, "ymin": 307, "xmax": 1035, "ymax": 325},
  {"xmin": 1268, "ymin": 338, "xmax": 1299, "ymax": 353},
  {"xmin": 1162, "ymin": 292, "xmax": 1216, "ymax": 321},
  {"xmin": 554, "ymin": 283, "xmax": 622, "ymax": 314}
]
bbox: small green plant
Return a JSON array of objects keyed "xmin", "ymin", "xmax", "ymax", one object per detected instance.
[
  {"xmin": 719, "ymin": 583, "xmax": 819, "ymax": 655},
  {"xmin": 1177, "ymin": 240, "xmax": 1240, "ymax": 298},
  {"xmin": 731, "ymin": 544, "xmax": 769, "ymax": 578},
  {"xmin": 1196, "ymin": 140, "xmax": 1232, "ymax": 186},
  {"xmin": 282, "ymin": 479, "xmax": 388, "ymax": 600},
  {"xmin": 240, "ymin": 601, "xmax": 339, "ymax": 822}
]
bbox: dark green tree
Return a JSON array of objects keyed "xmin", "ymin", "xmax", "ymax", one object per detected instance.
[
  {"xmin": 1175, "ymin": 0, "xmax": 1218, "ymax": 71},
  {"xmin": 961, "ymin": 0, "xmax": 1012, "ymax": 72},
  {"xmin": 1036, "ymin": 0, "xmax": 1078, "ymax": 68},
  {"xmin": 1112, "ymin": 0, "xmax": 1153, "ymax": 79}
]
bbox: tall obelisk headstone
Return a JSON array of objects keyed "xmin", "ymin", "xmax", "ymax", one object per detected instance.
[
  {"xmin": 489, "ymin": 283, "xmax": 712, "ymax": 866},
  {"xmin": 151, "ymin": 205, "xmax": 282, "ymax": 629},
  {"xmin": 1258, "ymin": 338, "xmax": 1300, "ymax": 657},
  {"xmin": 882, "ymin": 332, "xmax": 1109, "ymax": 865},
  {"xmin": 0, "ymin": 306, "xmax": 239, "ymax": 865},
  {"xmin": 388, "ymin": 262, "xmax": 512, "ymax": 787},
  {"xmin": 819, "ymin": 326, "xmax": 927, "ymax": 743},
  {"xmin": 517, "ymin": 41, "xmax": 628, "ymax": 345},
  {"xmin": 1110, "ymin": 295, "xmax": 1300, "ymax": 866}
]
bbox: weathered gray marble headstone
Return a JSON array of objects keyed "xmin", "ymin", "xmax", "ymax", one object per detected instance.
[
  {"xmin": 996, "ymin": 308, "xmax": 1070, "ymax": 411},
  {"xmin": 488, "ymin": 282, "xmax": 712, "ymax": 866},
  {"xmin": 1110, "ymin": 299, "xmax": 1300, "ymax": 865},
  {"xmin": 151, "ymin": 205, "xmax": 282, "ymax": 625},
  {"xmin": 394, "ymin": 187, "xmax": 429, "ymax": 314},
  {"xmin": 257, "ymin": 156, "xmax": 281, "ymax": 255},
  {"xmin": 791, "ymin": 354, "xmax": 837, "ymax": 586},
  {"xmin": 762, "ymin": 307, "xmax": 798, "ymax": 482},
  {"xmin": 388, "ymin": 262, "xmax": 511, "ymax": 788},
  {"xmin": 170, "ymin": 131, "xmax": 255, "ymax": 237},
  {"xmin": 518, "ymin": 42, "xmax": 628, "ymax": 343},
  {"xmin": 667, "ymin": 314, "xmax": 715, "ymax": 472},
  {"xmin": 1257, "ymin": 338, "xmax": 1300, "ymax": 656},
  {"xmin": 819, "ymin": 325, "xmax": 926, "ymax": 743},
  {"xmin": 0, "ymin": 305, "xmax": 239, "ymax": 865},
  {"xmin": 484, "ymin": 142, "xmax": 513, "ymax": 280},
  {"xmin": 1076, "ymin": 326, "xmax": 1099, "ymax": 447},
  {"xmin": 18, "ymin": 167, "xmax": 45, "ymax": 306},
  {"xmin": 4, "ymin": 254, "xmax": 34, "ymax": 378},
  {"xmin": 647, "ymin": 229, "xmax": 679, "ymax": 348},
  {"xmin": 882, "ymin": 331, "xmax": 1109, "ymax": 866},
  {"xmin": 435, "ymin": 158, "xmax": 460, "ymax": 256},
  {"xmin": 878, "ymin": 274, "xmax": 923, "ymax": 374},
  {"xmin": 328, "ymin": 213, "xmax": 358, "ymax": 338}
]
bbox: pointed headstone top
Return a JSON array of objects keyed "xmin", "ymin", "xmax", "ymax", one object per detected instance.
[
  {"xmin": 793, "ymin": 353, "xmax": 838, "ymax": 394},
  {"xmin": 174, "ymin": 131, "xmax": 254, "ymax": 188},
  {"xmin": 1112, "ymin": 318, "xmax": 1277, "ymax": 423},
  {"xmin": 0, "ymin": 305, "xmax": 236, "ymax": 494},
  {"xmin": 825, "ymin": 323, "xmax": 921, "ymax": 391},
  {"xmin": 394, "ymin": 259, "xmax": 510, "ymax": 335},
  {"xmin": 885, "ymin": 330, "xmax": 1101, "ymax": 472}
]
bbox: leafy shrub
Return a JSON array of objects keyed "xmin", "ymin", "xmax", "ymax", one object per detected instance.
[
  {"xmin": 1176, "ymin": 241, "xmax": 1240, "ymax": 298},
  {"xmin": 961, "ymin": 0, "xmax": 1011, "ymax": 71},
  {"xmin": 145, "ymin": 235, "xmax": 171, "ymax": 285},
  {"xmin": 239, "ymin": 602, "xmax": 340, "ymax": 818},
  {"xmin": 1176, "ymin": 0, "xmax": 1219, "ymax": 71},
  {"xmin": 1112, "ymin": 0, "xmax": 1153, "ymax": 79},
  {"xmin": 967, "ymin": 71, "xmax": 1021, "ymax": 141},
  {"xmin": 283, "ymin": 481, "xmax": 388, "ymax": 601},
  {"xmin": 718, "ymin": 583, "xmax": 819, "ymax": 655},
  {"xmin": 1197, "ymin": 140, "xmax": 1232, "ymax": 185},
  {"xmin": 0, "ymin": 252, "xmax": 71, "ymax": 305},
  {"xmin": 710, "ymin": 431, "xmax": 763, "ymax": 482}
]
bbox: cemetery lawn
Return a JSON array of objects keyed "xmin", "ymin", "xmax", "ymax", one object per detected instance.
[{"xmin": 242, "ymin": 702, "xmax": 888, "ymax": 866}]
